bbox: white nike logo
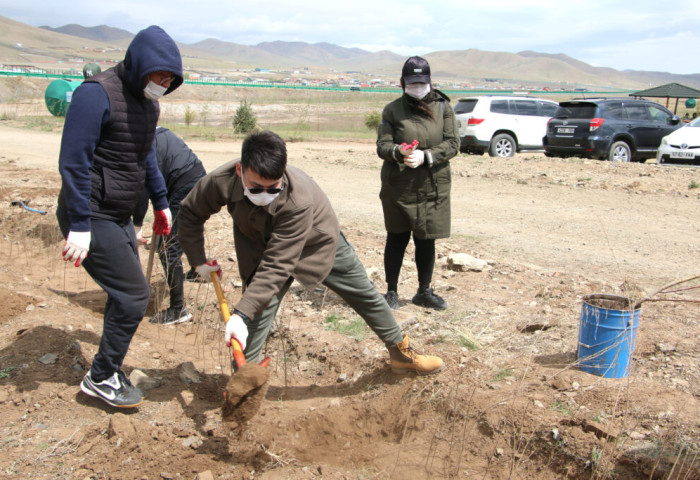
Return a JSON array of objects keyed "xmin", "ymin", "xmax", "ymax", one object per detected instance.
[
  {"xmin": 93, "ymin": 374, "xmax": 121, "ymax": 401},
  {"xmin": 98, "ymin": 386, "xmax": 118, "ymax": 401}
]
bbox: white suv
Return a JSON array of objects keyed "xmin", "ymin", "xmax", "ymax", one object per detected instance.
[{"xmin": 455, "ymin": 96, "xmax": 559, "ymax": 157}]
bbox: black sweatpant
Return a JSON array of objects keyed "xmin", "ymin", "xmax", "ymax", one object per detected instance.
[
  {"xmin": 57, "ymin": 208, "xmax": 149, "ymax": 382},
  {"xmin": 155, "ymin": 180, "xmax": 198, "ymax": 311}
]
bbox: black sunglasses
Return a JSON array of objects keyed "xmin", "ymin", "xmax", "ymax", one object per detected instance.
[
  {"xmin": 247, "ymin": 184, "xmax": 284, "ymax": 194},
  {"xmin": 241, "ymin": 170, "xmax": 285, "ymax": 194}
]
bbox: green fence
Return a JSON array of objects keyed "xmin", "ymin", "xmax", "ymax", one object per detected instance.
[{"xmin": 0, "ymin": 70, "xmax": 634, "ymax": 97}]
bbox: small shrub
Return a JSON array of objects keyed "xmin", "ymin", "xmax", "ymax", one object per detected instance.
[
  {"xmin": 457, "ymin": 334, "xmax": 481, "ymax": 351},
  {"xmin": 590, "ymin": 446, "xmax": 602, "ymax": 467},
  {"xmin": 325, "ymin": 314, "xmax": 368, "ymax": 341},
  {"xmin": 184, "ymin": 106, "xmax": 196, "ymax": 126},
  {"xmin": 364, "ymin": 111, "xmax": 381, "ymax": 131},
  {"xmin": 689, "ymin": 180, "xmax": 699, "ymax": 189},
  {"xmin": 232, "ymin": 99, "xmax": 257, "ymax": 134},
  {"xmin": 551, "ymin": 400, "xmax": 572, "ymax": 416},
  {"xmin": 200, "ymin": 104, "xmax": 209, "ymax": 126},
  {"xmin": 592, "ymin": 410, "xmax": 608, "ymax": 422},
  {"xmin": 491, "ymin": 368, "xmax": 514, "ymax": 382}
]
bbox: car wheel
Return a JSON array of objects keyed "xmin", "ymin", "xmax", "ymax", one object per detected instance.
[
  {"xmin": 489, "ymin": 134, "xmax": 516, "ymax": 158},
  {"xmin": 609, "ymin": 141, "xmax": 631, "ymax": 162}
]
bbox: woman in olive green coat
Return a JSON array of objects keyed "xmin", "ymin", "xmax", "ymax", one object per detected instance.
[{"xmin": 376, "ymin": 56, "xmax": 459, "ymax": 310}]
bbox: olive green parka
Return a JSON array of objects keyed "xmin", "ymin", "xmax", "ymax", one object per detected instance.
[{"xmin": 376, "ymin": 89, "xmax": 459, "ymax": 239}]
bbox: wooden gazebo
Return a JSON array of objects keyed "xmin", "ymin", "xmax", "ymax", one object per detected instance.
[{"xmin": 629, "ymin": 82, "xmax": 700, "ymax": 114}]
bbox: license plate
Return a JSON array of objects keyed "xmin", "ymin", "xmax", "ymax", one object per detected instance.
[
  {"xmin": 670, "ymin": 151, "xmax": 695, "ymax": 159},
  {"xmin": 557, "ymin": 127, "xmax": 574, "ymax": 134}
]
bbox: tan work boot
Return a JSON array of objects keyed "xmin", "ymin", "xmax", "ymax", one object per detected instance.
[{"xmin": 388, "ymin": 336, "xmax": 443, "ymax": 375}]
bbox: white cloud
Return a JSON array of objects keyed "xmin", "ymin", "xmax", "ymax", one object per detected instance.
[
  {"xmin": 3, "ymin": 1, "xmax": 700, "ymax": 74},
  {"xmin": 581, "ymin": 31, "xmax": 700, "ymax": 74}
]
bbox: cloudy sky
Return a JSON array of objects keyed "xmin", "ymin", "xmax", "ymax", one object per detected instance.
[{"xmin": 3, "ymin": 0, "xmax": 699, "ymax": 74}]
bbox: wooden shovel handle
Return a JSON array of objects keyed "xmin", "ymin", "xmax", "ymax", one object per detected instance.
[
  {"xmin": 145, "ymin": 234, "xmax": 161, "ymax": 283},
  {"xmin": 211, "ymin": 272, "xmax": 246, "ymax": 368}
]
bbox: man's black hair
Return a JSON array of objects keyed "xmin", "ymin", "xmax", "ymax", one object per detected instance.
[{"xmin": 241, "ymin": 130, "xmax": 287, "ymax": 179}]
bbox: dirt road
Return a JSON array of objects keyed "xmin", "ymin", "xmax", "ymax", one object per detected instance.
[{"xmin": 4, "ymin": 124, "xmax": 698, "ymax": 287}]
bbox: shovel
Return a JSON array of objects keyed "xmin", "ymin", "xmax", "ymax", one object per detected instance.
[
  {"xmin": 145, "ymin": 234, "xmax": 161, "ymax": 284},
  {"xmin": 210, "ymin": 272, "xmax": 270, "ymax": 423}
]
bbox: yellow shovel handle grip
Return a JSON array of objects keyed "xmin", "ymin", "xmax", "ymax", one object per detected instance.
[
  {"xmin": 211, "ymin": 271, "xmax": 229, "ymax": 320},
  {"xmin": 210, "ymin": 272, "xmax": 246, "ymax": 368}
]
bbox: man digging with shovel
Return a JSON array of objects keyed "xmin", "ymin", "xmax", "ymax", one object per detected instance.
[{"xmin": 178, "ymin": 131, "xmax": 443, "ymax": 419}]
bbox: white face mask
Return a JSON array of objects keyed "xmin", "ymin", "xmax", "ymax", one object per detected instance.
[
  {"xmin": 241, "ymin": 172, "xmax": 282, "ymax": 206},
  {"xmin": 143, "ymin": 81, "xmax": 168, "ymax": 100},
  {"xmin": 404, "ymin": 83, "xmax": 431, "ymax": 100}
]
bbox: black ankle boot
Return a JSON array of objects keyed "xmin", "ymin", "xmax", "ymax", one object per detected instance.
[
  {"xmin": 384, "ymin": 290, "xmax": 399, "ymax": 310},
  {"xmin": 411, "ymin": 286, "xmax": 447, "ymax": 310}
]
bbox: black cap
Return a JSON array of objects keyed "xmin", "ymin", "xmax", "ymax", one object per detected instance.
[{"xmin": 401, "ymin": 56, "xmax": 431, "ymax": 84}]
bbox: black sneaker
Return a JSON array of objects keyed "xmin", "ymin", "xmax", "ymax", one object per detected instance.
[
  {"xmin": 385, "ymin": 290, "xmax": 399, "ymax": 310},
  {"xmin": 80, "ymin": 370, "xmax": 145, "ymax": 408},
  {"xmin": 185, "ymin": 268, "xmax": 204, "ymax": 282},
  {"xmin": 412, "ymin": 288, "xmax": 447, "ymax": 311},
  {"xmin": 149, "ymin": 307, "xmax": 193, "ymax": 325}
]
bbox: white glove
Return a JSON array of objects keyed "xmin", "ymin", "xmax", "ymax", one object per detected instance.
[
  {"xmin": 404, "ymin": 149, "xmax": 425, "ymax": 168},
  {"xmin": 225, "ymin": 313, "xmax": 248, "ymax": 350},
  {"xmin": 62, "ymin": 230, "xmax": 91, "ymax": 267},
  {"xmin": 134, "ymin": 225, "xmax": 147, "ymax": 245},
  {"xmin": 194, "ymin": 260, "xmax": 221, "ymax": 282}
]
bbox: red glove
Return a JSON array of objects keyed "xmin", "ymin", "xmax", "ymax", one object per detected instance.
[
  {"xmin": 399, "ymin": 139, "xmax": 419, "ymax": 156},
  {"xmin": 153, "ymin": 208, "xmax": 172, "ymax": 236}
]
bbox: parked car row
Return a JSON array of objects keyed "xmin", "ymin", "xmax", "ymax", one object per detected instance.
[{"xmin": 454, "ymin": 95, "xmax": 696, "ymax": 165}]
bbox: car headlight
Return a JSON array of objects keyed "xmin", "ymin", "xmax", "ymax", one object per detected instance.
[{"xmin": 661, "ymin": 137, "xmax": 669, "ymax": 146}]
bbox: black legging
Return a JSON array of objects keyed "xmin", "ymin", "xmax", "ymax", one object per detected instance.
[{"xmin": 384, "ymin": 231, "xmax": 435, "ymax": 292}]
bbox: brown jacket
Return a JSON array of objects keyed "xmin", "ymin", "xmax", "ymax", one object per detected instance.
[{"xmin": 178, "ymin": 161, "xmax": 340, "ymax": 318}]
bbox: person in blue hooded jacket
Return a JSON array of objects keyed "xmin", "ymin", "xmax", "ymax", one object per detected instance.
[{"xmin": 56, "ymin": 25, "xmax": 184, "ymax": 408}]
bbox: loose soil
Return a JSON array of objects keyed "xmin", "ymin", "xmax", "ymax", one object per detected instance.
[{"xmin": 0, "ymin": 118, "xmax": 699, "ymax": 480}]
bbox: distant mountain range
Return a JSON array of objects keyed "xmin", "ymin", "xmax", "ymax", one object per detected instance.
[
  {"xmin": 40, "ymin": 23, "xmax": 133, "ymax": 43},
  {"xmin": 2, "ymin": 16, "xmax": 699, "ymax": 90}
]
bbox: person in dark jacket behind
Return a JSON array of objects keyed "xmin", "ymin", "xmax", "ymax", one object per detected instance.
[
  {"xmin": 57, "ymin": 25, "xmax": 183, "ymax": 408},
  {"xmin": 133, "ymin": 126, "xmax": 206, "ymax": 325},
  {"xmin": 376, "ymin": 56, "xmax": 459, "ymax": 311}
]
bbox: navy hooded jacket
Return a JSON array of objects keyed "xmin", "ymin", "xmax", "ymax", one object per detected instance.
[{"xmin": 58, "ymin": 25, "xmax": 184, "ymax": 231}]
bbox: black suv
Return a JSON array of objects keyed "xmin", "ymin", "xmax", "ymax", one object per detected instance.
[{"xmin": 543, "ymin": 98, "xmax": 682, "ymax": 162}]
